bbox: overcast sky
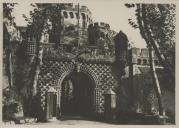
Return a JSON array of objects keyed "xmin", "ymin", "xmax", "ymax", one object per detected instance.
[{"xmin": 12, "ymin": 1, "xmax": 146, "ymax": 48}]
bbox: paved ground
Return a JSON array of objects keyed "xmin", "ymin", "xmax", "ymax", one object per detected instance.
[
  {"xmin": 3, "ymin": 115, "xmax": 173, "ymax": 125},
  {"xmin": 34, "ymin": 116, "xmax": 114, "ymax": 125}
]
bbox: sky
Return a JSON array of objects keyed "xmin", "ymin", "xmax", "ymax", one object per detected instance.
[{"xmin": 12, "ymin": 1, "xmax": 146, "ymax": 48}]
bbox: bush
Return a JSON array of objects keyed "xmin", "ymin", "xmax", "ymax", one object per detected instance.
[
  {"xmin": 3, "ymin": 102, "xmax": 18, "ymax": 120},
  {"xmin": 165, "ymin": 109, "xmax": 175, "ymax": 124},
  {"xmin": 3, "ymin": 89, "xmax": 22, "ymax": 121}
]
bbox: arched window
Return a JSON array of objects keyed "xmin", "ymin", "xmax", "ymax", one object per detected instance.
[
  {"xmin": 81, "ymin": 13, "xmax": 86, "ymax": 20},
  {"xmin": 69, "ymin": 12, "xmax": 74, "ymax": 18},
  {"xmin": 143, "ymin": 59, "xmax": 147, "ymax": 65},
  {"xmin": 63, "ymin": 11, "xmax": 68, "ymax": 18},
  {"xmin": 75, "ymin": 13, "xmax": 80, "ymax": 19},
  {"xmin": 137, "ymin": 59, "xmax": 141, "ymax": 65},
  {"xmin": 81, "ymin": 13, "xmax": 86, "ymax": 28}
]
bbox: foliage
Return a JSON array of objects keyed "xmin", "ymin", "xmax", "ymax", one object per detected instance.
[
  {"xmin": 24, "ymin": 4, "xmax": 67, "ymax": 43},
  {"xmin": 125, "ymin": 3, "xmax": 175, "ymax": 116},
  {"xmin": 3, "ymin": 3, "xmax": 17, "ymax": 26},
  {"xmin": 3, "ymin": 87, "xmax": 22, "ymax": 121},
  {"xmin": 3, "ymin": 3, "xmax": 31, "ymax": 117},
  {"xmin": 140, "ymin": 4, "xmax": 175, "ymax": 68},
  {"xmin": 3, "ymin": 3, "xmax": 17, "ymax": 89},
  {"xmin": 125, "ymin": 3, "xmax": 175, "ymax": 79},
  {"xmin": 120, "ymin": 66, "xmax": 175, "ymax": 123}
]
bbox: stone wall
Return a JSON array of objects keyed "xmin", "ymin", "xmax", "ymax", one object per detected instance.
[
  {"xmin": 61, "ymin": 4, "xmax": 93, "ymax": 29},
  {"xmin": 130, "ymin": 48, "xmax": 161, "ymax": 66},
  {"xmin": 88, "ymin": 22, "xmax": 116, "ymax": 48},
  {"xmin": 36, "ymin": 57, "xmax": 119, "ymax": 120}
]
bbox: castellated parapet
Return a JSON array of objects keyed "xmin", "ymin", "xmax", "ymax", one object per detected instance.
[
  {"xmin": 93, "ymin": 22, "xmax": 110, "ymax": 30},
  {"xmin": 61, "ymin": 3, "xmax": 93, "ymax": 29},
  {"xmin": 88, "ymin": 22, "xmax": 114, "ymax": 46},
  {"xmin": 130, "ymin": 48, "xmax": 160, "ymax": 66}
]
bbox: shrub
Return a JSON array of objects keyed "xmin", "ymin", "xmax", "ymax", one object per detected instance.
[{"xmin": 3, "ymin": 89, "xmax": 22, "ymax": 121}]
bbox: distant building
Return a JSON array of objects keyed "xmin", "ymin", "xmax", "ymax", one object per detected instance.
[{"xmin": 129, "ymin": 47, "xmax": 161, "ymax": 67}]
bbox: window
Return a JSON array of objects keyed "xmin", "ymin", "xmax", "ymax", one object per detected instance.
[
  {"xmin": 69, "ymin": 12, "xmax": 74, "ymax": 18},
  {"xmin": 143, "ymin": 59, "xmax": 147, "ymax": 65},
  {"xmin": 75, "ymin": 13, "xmax": 80, "ymax": 19},
  {"xmin": 63, "ymin": 11, "xmax": 68, "ymax": 18},
  {"xmin": 137, "ymin": 59, "xmax": 141, "ymax": 65},
  {"xmin": 81, "ymin": 13, "xmax": 86, "ymax": 20}
]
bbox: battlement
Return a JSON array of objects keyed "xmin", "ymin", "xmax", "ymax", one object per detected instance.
[
  {"xmin": 88, "ymin": 22, "xmax": 114, "ymax": 46},
  {"xmin": 37, "ymin": 3, "xmax": 91, "ymax": 14},
  {"xmin": 131, "ymin": 47, "xmax": 157, "ymax": 58},
  {"xmin": 130, "ymin": 47, "xmax": 161, "ymax": 66},
  {"xmin": 74, "ymin": 5, "xmax": 91, "ymax": 14},
  {"xmin": 60, "ymin": 4, "xmax": 93, "ymax": 28},
  {"xmin": 37, "ymin": 3, "xmax": 93, "ymax": 28},
  {"xmin": 89, "ymin": 22, "xmax": 110, "ymax": 30},
  {"xmin": 63, "ymin": 3, "xmax": 92, "ymax": 15}
]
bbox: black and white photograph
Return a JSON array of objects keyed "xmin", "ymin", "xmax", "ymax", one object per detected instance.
[{"xmin": 1, "ymin": 0, "xmax": 177, "ymax": 126}]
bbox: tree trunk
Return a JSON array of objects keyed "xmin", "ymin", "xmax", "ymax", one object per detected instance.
[
  {"xmin": 141, "ymin": 4, "xmax": 175, "ymax": 81},
  {"xmin": 7, "ymin": 51, "xmax": 13, "ymax": 88},
  {"xmin": 32, "ymin": 32, "xmax": 42, "ymax": 96},
  {"xmin": 148, "ymin": 45, "xmax": 164, "ymax": 115},
  {"xmin": 136, "ymin": 4, "xmax": 164, "ymax": 115}
]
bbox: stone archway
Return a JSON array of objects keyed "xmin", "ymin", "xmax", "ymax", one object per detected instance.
[
  {"xmin": 55, "ymin": 63, "xmax": 100, "ymax": 118},
  {"xmin": 60, "ymin": 72, "xmax": 95, "ymax": 116}
]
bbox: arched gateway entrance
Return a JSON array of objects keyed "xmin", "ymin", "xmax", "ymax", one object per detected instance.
[{"xmin": 57, "ymin": 71, "xmax": 95, "ymax": 118}]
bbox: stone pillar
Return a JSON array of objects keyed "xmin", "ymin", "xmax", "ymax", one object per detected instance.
[
  {"xmin": 128, "ymin": 49, "xmax": 135, "ymax": 107},
  {"xmin": 104, "ymin": 89, "xmax": 116, "ymax": 121},
  {"xmin": 56, "ymin": 86, "xmax": 61, "ymax": 119},
  {"xmin": 46, "ymin": 87, "xmax": 57, "ymax": 120},
  {"xmin": 95, "ymin": 88, "xmax": 100, "ymax": 114}
]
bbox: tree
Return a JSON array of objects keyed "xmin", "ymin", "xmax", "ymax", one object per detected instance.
[
  {"xmin": 125, "ymin": 3, "xmax": 175, "ymax": 80},
  {"xmin": 3, "ymin": 3, "xmax": 26, "ymax": 120},
  {"xmin": 24, "ymin": 3, "xmax": 66, "ymax": 44},
  {"xmin": 125, "ymin": 3, "xmax": 176, "ymax": 115},
  {"xmin": 19, "ymin": 4, "xmax": 67, "ymax": 118},
  {"xmin": 3, "ymin": 3, "xmax": 17, "ymax": 89},
  {"xmin": 23, "ymin": 4, "xmax": 66, "ymax": 97}
]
